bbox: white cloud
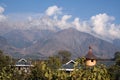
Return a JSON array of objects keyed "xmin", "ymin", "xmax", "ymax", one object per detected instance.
[
  {"xmin": 72, "ymin": 17, "xmax": 91, "ymax": 32},
  {"xmin": 28, "ymin": 16, "xmax": 32, "ymax": 22},
  {"xmin": 90, "ymin": 13, "xmax": 120, "ymax": 41},
  {"xmin": 91, "ymin": 13, "xmax": 114, "ymax": 35},
  {"xmin": 0, "ymin": 14, "xmax": 6, "ymax": 22},
  {"xmin": 61, "ymin": 15, "xmax": 72, "ymax": 22},
  {"xmin": 0, "ymin": 6, "xmax": 6, "ymax": 22},
  {"xmin": 0, "ymin": 6, "xmax": 4, "ymax": 14},
  {"xmin": 108, "ymin": 24, "xmax": 120, "ymax": 39},
  {"xmin": 0, "ymin": 5, "xmax": 120, "ymax": 41},
  {"xmin": 45, "ymin": 5, "xmax": 62, "ymax": 16},
  {"xmin": 57, "ymin": 15, "xmax": 72, "ymax": 29}
]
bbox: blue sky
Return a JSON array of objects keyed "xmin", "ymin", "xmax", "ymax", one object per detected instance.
[
  {"xmin": 0, "ymin": 0, "xmax": 120, "ymax": 23},
  {"xmin": 0, "ymin": 0, "xmax": 120, "ymax": 41}
]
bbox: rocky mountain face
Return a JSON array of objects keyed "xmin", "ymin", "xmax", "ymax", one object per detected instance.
[
  {"xmin": 113, "ymin": 39, "xmax": 120, "ymax": 47},
  {"xmin": 3, "ymin": 29, "xmax": 54, "ymax": 48},
  {"xmin": 0, "ymin": 36, "xmax": 8, "ymax": 47},
  {"xmin": 0, "ymin": 36, "xmax": 14, "ymax": 53},
  {"xmin": 0, "ymin": 28, "xmax": 119, "ymax": 59},
  {"xmin": 24, "ymin": 28, "xmax": 119, "ymax": 59},
  {"xmin": 0, "ymin": 36, "xmax": 22, "ymax": 58}
]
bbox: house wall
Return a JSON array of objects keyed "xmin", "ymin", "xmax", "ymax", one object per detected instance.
[{"xmin": 86, "ymin": 59, "xmax": 96, "ymax": 66}]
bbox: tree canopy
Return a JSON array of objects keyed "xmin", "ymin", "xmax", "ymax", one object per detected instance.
[
  {"xmin": 58, "ymin": 50, "xmax": 71, "ymax": 64},
  {"xmin": 114, "ymin": 51, "xmax": 120, "ymax": 66}
]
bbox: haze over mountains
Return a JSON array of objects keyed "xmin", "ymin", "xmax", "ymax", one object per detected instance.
[
  {"xmin": 0, "ymin": 28, "xmax": 120, "ymax": 59},
  {"xmin": 0, "ymin": 5, "xmax": 120, "ymax": 59}
]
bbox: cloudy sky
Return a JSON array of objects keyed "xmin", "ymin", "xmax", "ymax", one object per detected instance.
[{"xmin": 0, "ymin": 0, "xmax": 120, "ymax": 41}]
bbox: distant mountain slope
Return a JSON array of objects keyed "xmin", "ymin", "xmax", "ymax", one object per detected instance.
[
  {"xmin": 3, "ymin": 29, "xmax": 54, "ymax": 48},
  {"xmin": 3, "ymin": 30, "xmax": 32, "ymax": 48},
  {"xmin": 0, "ymin": 36, "xmax": 22, "ymax": 57},
  {"xmin": 24, "ymin": 28, "xmax": 119, "ymax": 59},
  {"xmin": 1, "ymin": 28, "xmax": 119, "ymax": 59},
  {"xmin": 0, "ymin": 36, "xmax": 9, "ymax": 47},
  {"xmin": 113, "ymin": 39, "xmax": 120, "ymax": 47}
]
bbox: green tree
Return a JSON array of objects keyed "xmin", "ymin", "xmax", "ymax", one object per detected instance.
[
  {"xmin": 108, "ymin": 52, "xmax": 120, "ymax": 80},
  {"xmin": 28, "ymin": 57, "xmax": 111, "ymax": 80},
  {"xmin": 0, "ymin": 50, "xmax": 17, "ymax": 80},
  {"xmin": 70, "ymin": 58, "xmax": 110, "ymax": 80},
  {"xmin": 58, "ymin": 50, "xmax": 71, "ymax": 64},
  {"xmin": 108, "ymin": 65, "xmax": 120, "ymax": 80},
  {"xmin": 28, "ymin": 61, "xmax": 49, "ymax": 80},
  {"xmin": 114, "ymin": 52, "xmax": 120, "ymax": 66},
  {"xmin": 47, "ymin": 56, "xmax": 61, "ymax": 70},
  {"xmin": 0, "ymin": 50, "xmax": 12, "ymax": 70},
  {"xmin": 114, "ymin": 52, "xmax": 120, "ymax": 60}
]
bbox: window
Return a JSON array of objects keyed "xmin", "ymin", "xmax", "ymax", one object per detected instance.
[{"xmin": 91, "ymin": 59, "xmax": 94, "ymax": 62}]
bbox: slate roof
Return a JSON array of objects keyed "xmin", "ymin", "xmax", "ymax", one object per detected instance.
[
  {"xmin": 15, "ymin": 58, "xmax": 33, "ymax": 67},
  {"xmin": 62, "ymin": 60, "xmax": 75, "ymax": 69},
  {"xmin": 60, "ymin": 60, "xmax": 77, "ymax": 71}
]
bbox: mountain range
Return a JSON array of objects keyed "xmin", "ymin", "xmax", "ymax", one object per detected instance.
[{"xmin": 0, "ymin": 28, "xmax": 120, "ymax": 59}]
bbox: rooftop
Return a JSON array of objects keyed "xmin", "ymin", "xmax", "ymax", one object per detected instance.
[
  {"xmin": 85, "ymin": 46, "xmax": 97, "ymax": 59},
  {"xmin": 15, "ymin": 58, "xmax": 33, "ymax": 67}
]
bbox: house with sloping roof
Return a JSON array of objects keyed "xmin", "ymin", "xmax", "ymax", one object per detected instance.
[
  {"xmin": 15, "ymin": 58, "xmax": 33, "ymax": 73},
  {"xmin": 59, "ymin": 60, "xmax": 76, "ymax": 72},
  {"xmin": 59, "ymin": 46, "xmax": 97, "ymax": 72}
]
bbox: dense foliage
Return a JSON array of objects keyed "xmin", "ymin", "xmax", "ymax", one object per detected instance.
[
  {"xmin": 0, "ymin": 50, "xmax": 29, "ymax": 80},
  {"xmin": 0, "ymin": 50, "xmax": 13, "ymax": 80},
  {"xmin": 57, "ymin": 50, "xmax": 71, "ymax": 64},
  {"xmin": 0, "ymin": 50, "xmax": 120, "ymax": 80},
  {"xmin": 114, "ymin": 51, "xmax": 120, "ymax": 66},
  {"xmin": 0, "ymin": 50, "xmax": 11, "ymax": 70},
  {"xmin": 108, "ymin": 51, "xmax": 120, "ymax": 80},
  {"xmin": 27, "ymin": 57, "xmax": 110, "ymax": 80},
  {"xmin": 108, "ymin": 65, "xmax": 120, "ymax": 80}
]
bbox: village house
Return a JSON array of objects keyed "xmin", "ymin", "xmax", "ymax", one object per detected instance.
[
  {"xmin": 15, "ymin": 58, "xmax": 33, "ymax": 73},
  {"xmin": 60, "ymin": 46, "xmax": 97, "ymax": 72},
  {"xmin": 59, "ymin": 60, "xmax": 76, "ymax": 72}
]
